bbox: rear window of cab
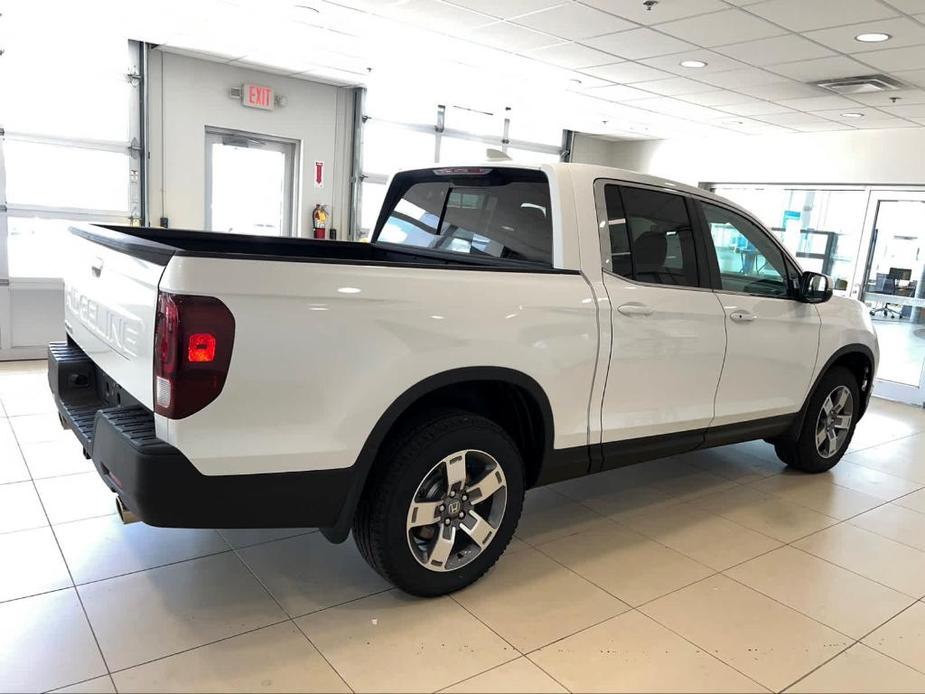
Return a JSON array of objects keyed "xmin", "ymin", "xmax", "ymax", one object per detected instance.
[{"xmin": 374, "ymin": 168, "xmax": 553, "ymax": 267}]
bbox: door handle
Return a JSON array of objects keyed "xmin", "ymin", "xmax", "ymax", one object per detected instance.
[
  {"xmin": 617, "ymin": 303, "xmax": 654, "ymax": 317},
  {"xmin": 729, "ymin": 310, "xmax": 756, "ymax": 323},
  {"xmin": 91, "ymin": 257, "xmax": 104, "ymax": 277}
]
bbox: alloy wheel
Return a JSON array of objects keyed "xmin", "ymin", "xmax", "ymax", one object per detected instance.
[
  {"xmin": 405, "ymin": 449, "xmax": 508, "ymax": 572},
  {"xmin": 815, "ymin": 385, "xmax": 854, "ymax": 459}
]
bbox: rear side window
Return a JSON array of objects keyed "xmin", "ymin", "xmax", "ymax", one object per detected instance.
[
  {"xmin": 375, "ymin": 168, "xmax": 552, "ymax": 266},
  {"xmin": 600, "ymin": 184, "xmax": 700, "ymax": 288}
]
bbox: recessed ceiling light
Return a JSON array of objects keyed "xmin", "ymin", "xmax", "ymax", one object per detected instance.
[
  {"xmin": 680, "ymin": 59, "xmax": 708, "ymax": 68},
  {"xmin": 841, "ymin": 112, "xmax": 865, "ymax": 118},
  {"xmin": 855, "ymin": 32, "xmax": 891, "ymax": 43}
]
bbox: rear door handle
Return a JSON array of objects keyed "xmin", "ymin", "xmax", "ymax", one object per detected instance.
[
  {"xmin": 729, "ymin": 310, "xmax": 756, "ymax": 322},
  {"xmin": 617, "ymin": 303, "xmax": 654, "ymax": 317},
  {"xmin": 91, "ymin": 257, "xmax": 104, "ymax": 277}
]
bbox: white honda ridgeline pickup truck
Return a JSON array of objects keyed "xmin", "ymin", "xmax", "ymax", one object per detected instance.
[{"xmin": 49, "ymin": 162, "xmax": 878, "ymax": 596}]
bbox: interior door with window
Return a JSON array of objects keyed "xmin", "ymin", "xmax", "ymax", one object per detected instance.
[
  {"xmin": 596, "ymin": 183, "xmax": 727, "ymax": 452},
  {"xmin": 700, "ymin": 201, "xmax": 821, "ymax": 425},
  {"xmin": 205, "ymin": 129, "xmax": 298, "ymax": 237},
  {"xmin": 857, "ymin": 191, "xmax": 925, "ymax": 405}
]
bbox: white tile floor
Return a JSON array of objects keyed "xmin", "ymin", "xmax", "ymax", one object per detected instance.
[{"xmin": 3, "ymin": 359, "xmax": 925, "ymax": 693}]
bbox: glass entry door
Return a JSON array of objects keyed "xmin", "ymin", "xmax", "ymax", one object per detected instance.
[
  {"xmin": 205, "ymin": 128, "xmax": 298, "ymax": 237},
  {"xmin": 858, "ymin": 191, "xmax": 925, "ymax": 406}
]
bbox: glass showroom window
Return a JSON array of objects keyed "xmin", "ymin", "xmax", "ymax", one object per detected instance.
[
  {"xmin": 711, "ymin": 186, "xmax": 868, "ymax": 294},
  {"xmin": 357, "ymin": 94, "xmax": 565, "ymax": 239},
  {"xmin": 0, "ymin": 17, "xmax": 140, "ymax": 281}
]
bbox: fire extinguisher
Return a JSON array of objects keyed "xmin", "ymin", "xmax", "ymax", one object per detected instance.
[{"xmin": 312, "ymin": 204, "xmax": 328, "ymax": 240}]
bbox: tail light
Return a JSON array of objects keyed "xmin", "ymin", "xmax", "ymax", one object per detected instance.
[{"xmin": 154, "ymin": 292, "xmax": 235, "ymax": 419}]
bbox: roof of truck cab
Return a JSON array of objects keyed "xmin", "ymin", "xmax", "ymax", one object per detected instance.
[
  {"xmin": 549, "ymin": 162, "xmax": 731, "ymax": 205},
  {"xmin": 408, "ymin": 161, "xmax": 734, "ymax": 208}
]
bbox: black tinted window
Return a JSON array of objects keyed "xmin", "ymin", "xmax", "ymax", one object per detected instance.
[
  {"xmin": 702, "ymin": 202, "xmax": 790, "ymax": 297},
  {"xmin": 601, "ymin": 185, "xmax": 632, "ymax": 277},
  {"xmin": 601, "ymin": 185, "xmax": 700, "ymax": 288},
  {"xmin": 375, "ymin": 169, "xmax": 552, "ymax": 265}
]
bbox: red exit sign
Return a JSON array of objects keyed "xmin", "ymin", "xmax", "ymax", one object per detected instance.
[{"xmin": 241, "ymin": 83, "xmax": 274, "ymax": 110}]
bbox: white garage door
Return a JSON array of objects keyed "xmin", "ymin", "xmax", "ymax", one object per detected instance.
[{"xmin": 0, "ymin": 23, "xmax": 141, "ymax": 359}]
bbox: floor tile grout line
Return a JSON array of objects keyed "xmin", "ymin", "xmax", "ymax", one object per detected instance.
[
  {"xmin": 5, "ymin": 416, "xmax": 115, "ymax": 681},
  {"xmin": 101, "ymin": 616, "xmax": 294, "ymax": 682},
  {"xmin": 227, "ymin": 543, "xmax": 355, "ymax": 694},
  {"xmin": 509, "ymin": 524, "xmax": 774, "ymax": 693},
  {"xmin": 783, "ymin": 534, "xmax": 925, "ymax": 600},
  {"xmin": 429, "ymin": 653, "xmax": 526, "ymax": 693},
  {"xmin": 95, "ymin": 582, "xmax": 405, "ymax": 685}
]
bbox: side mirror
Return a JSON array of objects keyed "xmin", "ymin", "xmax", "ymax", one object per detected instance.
[{"xmin": 798, "ymin": 271, "xmax": 833, "ymax": 304}]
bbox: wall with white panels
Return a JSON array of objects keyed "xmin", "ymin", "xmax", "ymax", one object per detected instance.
[{"xmin": 148, "ymin": 50, "xmax": 354, "ymax": 237}]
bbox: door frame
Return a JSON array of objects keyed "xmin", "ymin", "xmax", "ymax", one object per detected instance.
[
  {"xmin": 852, "ymin": 190, "xmax": 925, "ymax": 406},
  {"xmin": 204, "ymin": 126, "xmax": 300, "ymax": 237}
]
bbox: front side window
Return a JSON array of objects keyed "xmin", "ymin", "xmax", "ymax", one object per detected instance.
[
  {"xmin": 701, "ymin": 202, "xmax": 790, "ymax": 297},
  {"xmin": 600, "ymin": 184, "xmax": 700, "ymax": 288},
  {"xmin": 376, "ymin": 169, "xmax": 552, "ymax": 265}
]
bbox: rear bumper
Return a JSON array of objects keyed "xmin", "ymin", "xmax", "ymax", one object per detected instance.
[{"xmin": 48, "ymin": 340, "xmax": 354, "ymax": 529}]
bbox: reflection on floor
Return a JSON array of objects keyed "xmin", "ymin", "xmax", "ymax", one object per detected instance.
[
  {"xmin": 872, "ymin": 318, "xmax": 925, "ymax": 386},
  {"xmin": 3, "ymin": 359, "xmax": 925, "ymax": 693}
]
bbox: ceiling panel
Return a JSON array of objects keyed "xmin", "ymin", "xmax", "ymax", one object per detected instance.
[
  {"xmin": 586, "ymin": 83, "xmax": 659, "ymax": 102},
  {"xmin": 756, "ymin": 111, "xmax": 837, "ymax": 125},
  {"xmin": 468, "ymin": 22, "xmax": 560, "ymax": 50},
  {"xmin": 678, "ymin": 90, "xmax": 758, "ymax": 106},
  {"xmin": 526, "ymin": 41, "xmax": 619, "ymax": 68},
  {"xmin": 881, "ymin": 103, "xmax": 925, "ymax": 118},
  {"xmin": 695, "ymin": 66, "xmax": 785, "ymax": 88},
  {"xmin": 629, "ymin": 96, "xmax": 728, "ymax": 120},
  {"xmin": 768, "ymin": 55, "xmax": 872, "ymax": 81},
  {"xmin": 893, "ymin": 69, "xmax": 925, "ymax": 88},
  {"xmin": 790, "ymin": 121, "xmax": 856, "ymax": 131},
  {"xmin": 850, "ymin": 88, "xmax": 925, "ymax": 106},
  {"xmin": 583, "ymin": 27, "xmax": 697, "ymax": 59},
  {"xmin": 581, "ymin": 61, "xmax": 673, "ymax": 83},
  {"xmin": 631, "ymin": 76, "xmax": 716, "ymax": 95},
  {"xmin": 745, "ymin": 0, "xmax": 898, "ymax": 32},
  {"xmin": 805, "ymin": 17, "xmax": 925, "ymax": 54},
  {"xmin": 638, "ymin": 49, "xmax": 746, "ymax": 75},
  {"xmin": 579, "ymin": 0, "xmax": 728, "ymax": 24},
  {"xmin": 734, "ymin": 81, "xmax": 826, "ymax": 100},
  {"xmin": 654, "ymin": 9, "xmax": 786, "ymax": 47},
  {"xmin": 812, "ymin": 107, "xmax": 890, "ymax": 121},
  {"xmin": 716, "ymin": 35, "xmax": 835, "ymax": 66},
  {"xmin": 443, "ymin": 0, "xmax": 565, "ymax": 19},
  {"xmin": 513, "ymin": 4, "xmax": 636, "ymax": 40},
  {"xmin": 882, "ymin": 0, "xmax": 925, "ymax": 12},
  {"xmin": 854, "ymin": 45, "xmax": 925, "ymax": 73},
  {"xmin": 718, "ymin": 101, "xmax": 795, "ymax": 116},
  {"xmin": 851, "ymin": 118, "xmax": 918, "ymax": 129},
  {"xmin": 779, "ymin": 94, "xmax": 862, "ymax": 111},
  {"xmin": 384, "ymin": 0, "xmax": 495, "ymax": 30}
]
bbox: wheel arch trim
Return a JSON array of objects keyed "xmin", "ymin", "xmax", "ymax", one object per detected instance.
[
  {"xmin": 322, "ymin": 366, "xmax": 555, "ymax": 543},
  {"xmin": 790, "ymin": 343, "xmax": 876, "ymax": 439}
]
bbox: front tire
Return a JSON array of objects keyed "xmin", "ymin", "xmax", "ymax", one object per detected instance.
[
  {"xmin": 353, "ymin": 409, "xmax": 525, "ymax": 597},
  {"xmin": 775, "ymin": 366, "xmax": 859, "ymax": 473}
]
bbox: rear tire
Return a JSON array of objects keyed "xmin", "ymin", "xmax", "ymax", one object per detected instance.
[
  {"xmin": 774, "ymin": 366, "xmax": 859, "ymax": 473},
  {"xmin": 353, "ymin": 408, "xmax": 525, "ymax": 597}
]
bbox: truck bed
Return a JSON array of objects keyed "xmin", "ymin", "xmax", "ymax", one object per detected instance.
[{"xmin": 76, "ymin": 224, "xmax": 561, "ymax": 272}]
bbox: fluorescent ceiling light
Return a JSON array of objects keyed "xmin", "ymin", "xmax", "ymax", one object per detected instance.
[
  {"xmin": 841, "ymin": 112, "xmax": 865, "ymax": 118},
  {"xmin": 680, "ymin": 60, "xmax": 707, "ymax": 68},
  {"xmin": 855, "ymin": 32, "xmax": 891, "ymax": 43}
]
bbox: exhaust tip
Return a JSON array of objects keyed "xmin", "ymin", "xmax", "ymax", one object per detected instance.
[{"xmin": 115, "ymin": 497, "xmax": 140, "ymax": 524}]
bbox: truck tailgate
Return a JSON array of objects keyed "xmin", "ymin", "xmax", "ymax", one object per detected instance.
[{"xmin": 63, "ymin": 225, "xmax": 170, "ymax": 409}]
